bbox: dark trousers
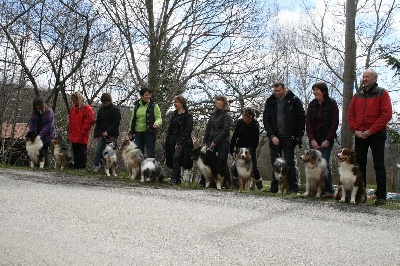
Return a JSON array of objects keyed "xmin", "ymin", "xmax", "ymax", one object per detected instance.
[
  {"xmin": 40, "ymin": 142, "xmax": 50, "ymax": 167},
  {"xmin": 171, "ymin": 146, "xmax": 184, "ymax": 181},
  {"xmin": 355, "ymin": 132, "xmax": 387, "ymax": 200},
  {"xmin": 270, "ymin": 137, "xmax": 298, "ymax": 191},
  {"xmin": 135, "ymin": 132, "xmax": 156, "ymax": 158},
  {"xmin": 72, "ymin": 143, "xmax": 88, "ymax": 169}
]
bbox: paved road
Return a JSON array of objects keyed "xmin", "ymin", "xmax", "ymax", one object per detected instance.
[{"xmin": 1, "ymin": 168, "xmax": 399, "ymax": 265}]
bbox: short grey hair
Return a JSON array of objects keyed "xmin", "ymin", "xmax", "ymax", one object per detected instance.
[{"xmin": 365, "ymin": 68, "xmax": 378, "ymax": 79}]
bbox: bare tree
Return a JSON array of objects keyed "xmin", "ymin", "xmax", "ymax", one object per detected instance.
[
  {"xmin": 99, "ymin": 0, "xmax": 267, "ymax": 113},
  {"xmin": 0, "ymin": 0, "xmax": 99, "ymax": 112}
]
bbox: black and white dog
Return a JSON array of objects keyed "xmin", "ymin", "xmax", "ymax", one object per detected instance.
[
  {"xmin": 25, "ymin": 131, "xmax": 44, "ymax": 168},
  {"xmin": 192, "ymin": 146, "xmax": 226, "ymax": 189},
  {"xmin": 141, "ymin": 158, "xmax": 165, "ymax": 182}
]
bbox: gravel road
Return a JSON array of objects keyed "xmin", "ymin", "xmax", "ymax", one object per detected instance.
[{"xmin": 1, "ymin": 168, "xmax": 399, "ymax": 265}]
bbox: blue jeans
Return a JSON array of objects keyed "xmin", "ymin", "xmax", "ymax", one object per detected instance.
[
  {"xmin": 93, "ymin": 137, "xmax": 107, "ymax": 167},
  {"xmin": 270, "ymin": 137, "xmax": 298, "ymax": 191},
  {"xmin": 309, "ymin": 138, "xmax": 335, "ymax": 194},
  {"xmin": 355, "ymin": 132, "xmax": 387, "ymax": 200},
  {"xmin": 135, "ymin": 132, "xmax": 156, "ymax": 158}
]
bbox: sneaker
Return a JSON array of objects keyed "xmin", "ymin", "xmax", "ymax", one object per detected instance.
[{"xmin": 374, "ymin": 199, "xmax": 386, "ymax": 206}]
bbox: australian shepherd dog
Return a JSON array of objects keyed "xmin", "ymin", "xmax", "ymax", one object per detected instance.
[
  {"xmin": 102, "ymin": 142, "xmax": 118, "ymax": 176},
  {"xmin": 120, "ymin": 140, "xmax": 144, "ymax": 179},
  {"xmin": 273, "ymin": 157, "xmax": 289, "ymax": 194},
  {"xmin": 336, "ymin": 148, "xmax": 367, "ymax": 204},
  {"xmin": 141, "ymin": 158, "xmax": 165, "ymax": 182},
  {"xmin": 300, "ymin": 149, "xmax": 328, "ymax": 197},
  {"xmin": 235, "ymin": 147, "xmax": 253, "ymax": 192},
  {"xmin": 51, "ymin": 136, "xmax": 73, "ymax": 169},
  {"xmin": 25, "ymin": 131, "xmax": 44, "ymax": 168},
  {"xmin": 192, "ymin": 146, "xmax": 225, "ymax": 189}
]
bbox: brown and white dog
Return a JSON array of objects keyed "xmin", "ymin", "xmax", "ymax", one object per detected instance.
[
  {"xmin": 235, "ymin": 147, "xmax": 253, "ymax": 192},
  {"xmin": 120, "ymin": 140, "xmax": 144, "ymax": 179},
  {"xmin": 273, "ymin": 157, "xmax": 289, "ymax": 194},
  {"xmin": 192, "ymin": 146, "xmax": 225, "ymax": 189},
  {"xmin": 336, "ymin": 148, "xmax": 367, "ymax": 204},
  {"xmin": 51, "ymin": 136, "xmax": 73, "ymax": 169},
  {"xmin": 25, "ymin": 131, "xmax": 44, "ymax": 168},
  {"xmin": 300, "ymin": 149, "xmax": 328, "ymax": 197}
]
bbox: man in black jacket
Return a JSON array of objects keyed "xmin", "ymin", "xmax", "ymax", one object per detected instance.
[
  {"xmin": 93, "ymin": 93, "xmax": 121, "ymax": 172},
  {"xmin": 263, "ymin": 82, "xmax": 305, "ymax": 193}
]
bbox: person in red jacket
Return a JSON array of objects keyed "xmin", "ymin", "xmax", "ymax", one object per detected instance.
[
  {"xmin": 69, "ymin": 91, "xmax": 95, "ymax": 170},
  {"xmin": 348, "ymin": 68, "xmax": 392, "ymax": 205}
]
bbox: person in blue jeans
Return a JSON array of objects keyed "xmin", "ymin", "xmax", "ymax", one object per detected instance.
[
  {"xmin": 305, "ymin": 82, "xmax": 339, "ymax": 196},
  {"xmin": 128, "ymin": 88, "xmax": 162, "ymax": 159},
  {"xmin": 93, "ymin": 93, "xmax": 121, "ymax": 172}
]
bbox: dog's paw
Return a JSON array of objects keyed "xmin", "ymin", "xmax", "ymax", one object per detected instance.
[
  {"xmin": 350, "ymin": 200, "xmax": 356, "ymax": 204},
  {"xmin": 303, "ymin": 192, "xmax": 309, "ymax": 197},
  {"xmin": 339, "ymin": 199, "xmax": 345, "ymax": 203}
]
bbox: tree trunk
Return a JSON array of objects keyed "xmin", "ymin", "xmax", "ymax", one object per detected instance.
[{"xmin": 342, "ymin": 0, "xmax": 357, "ymax": 149}]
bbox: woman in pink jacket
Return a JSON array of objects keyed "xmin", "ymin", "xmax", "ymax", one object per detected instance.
[{"xmin": 69, "ymin": 91, "xmax": 95, "ymax": 170}]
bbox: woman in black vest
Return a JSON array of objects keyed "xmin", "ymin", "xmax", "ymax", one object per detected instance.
[
  {"xmin": 164, "ymin": 95, "xmax": 194, "ymax": 185},
  {"xmin": 305, "ymin": 82, "xmax": 339, "ymax": 196}
]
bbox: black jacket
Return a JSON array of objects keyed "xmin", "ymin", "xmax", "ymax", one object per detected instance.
[
  {"xmin": 93, "ymin": 103, "xmax": 121, "ymax": 138},
  {"xmin": 164, "ymin": 111, "xmax": 194, "ymax": 170},
  {"xmin": 230, "ymin": 118, "xmax": 260, "ymax": 154},
  {"xmin": 263, "ymin": 90, "xmax": 305, "ymax": 144},
  {"xmin": 203, "ymin": 110, "xmax": 232, "ymax": 145}
]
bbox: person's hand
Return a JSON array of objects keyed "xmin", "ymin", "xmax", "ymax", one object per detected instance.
[
  {"xmin": 321, "ymin": 140, "xmax": 329, "ymax": 149},
  {"xmin": 271, "ymin": 136, "xmax": 279, "ymax": 146},
  {"xmin": 102, "ymin": 131, "xmax": 108, "ymax": 138},
  {"xmin": 153, "ymin": 123, "xmax": 158, "ymax": 129},
  {"xmin": 311, "ymin": 139, "xmax": 319, "ymax": 149},
  {"xmin": 128, "ymin": 132, "xmax": 134, "ymax": 140},
  {"xmin": 211, "ymin": 141, "xmax": 216, "ymax": 147},
  {"xmin": 360, "ymin": 130, "xmax": 372, "ymax": 139}
]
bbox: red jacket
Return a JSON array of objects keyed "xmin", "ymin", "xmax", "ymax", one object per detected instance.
[
  {"xmin": 69, "ymin": 104, "xmax": 95, "ymax": 144},
  {"xmin": 348, "ymin": 84, "xmax": 392, "ymax": 134}
]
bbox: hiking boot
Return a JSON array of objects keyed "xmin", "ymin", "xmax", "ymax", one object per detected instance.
[
  {"xmin": 266, "ymin": 187, "xmax": 278, "ymax": 193},
  {"xmin": 255, "ymin": 179, "xmax": 263, "ymax": 190},
  {"xmin": 374, "ymin": 199, "xmax": 386, "ymax": 206}
]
